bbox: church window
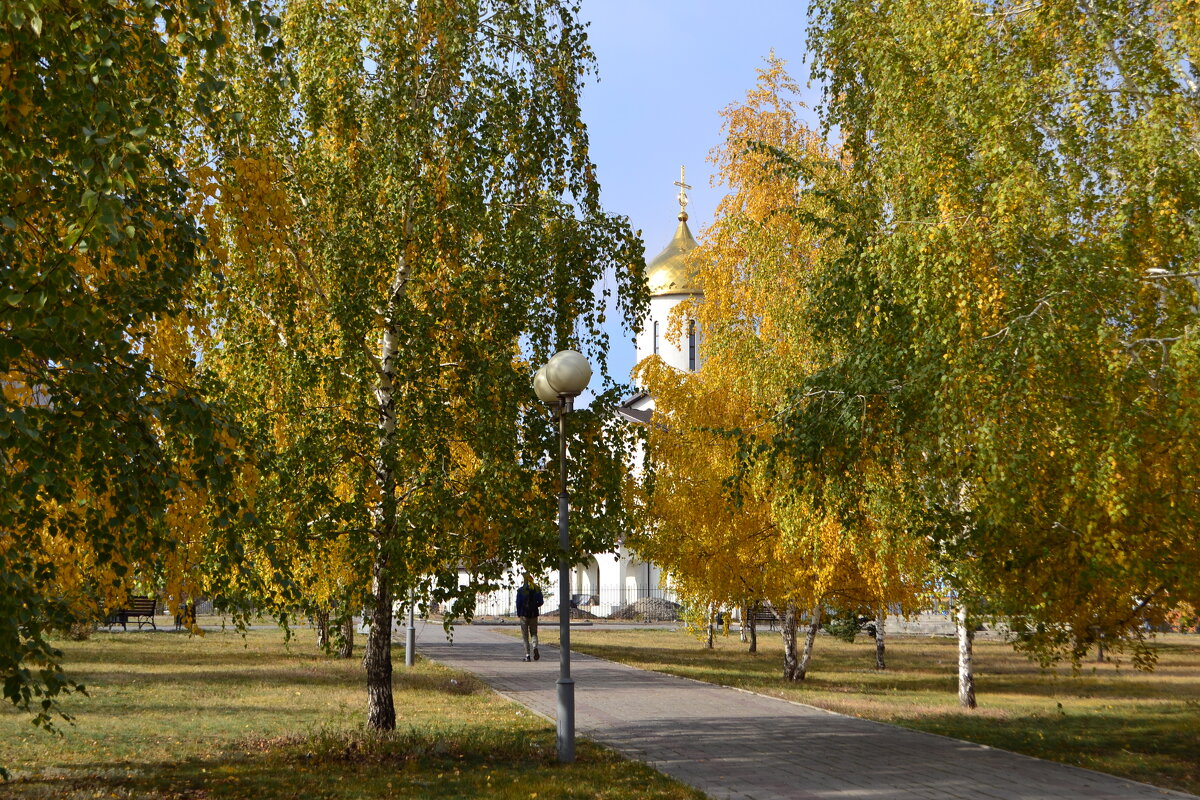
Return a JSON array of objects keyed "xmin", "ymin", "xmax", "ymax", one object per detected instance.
[
  {"xmin": 653, "ymin": 320, "xmax": 659, "ymax": 356},
  {"xmin": 688, "ymin": 320, "xmax": 697, "ymax": 370}
]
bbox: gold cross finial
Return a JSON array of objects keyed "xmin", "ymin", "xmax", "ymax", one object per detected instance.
[{"xmin": 674, "ymin": 165, "xmax": 691, "ymax": 221}]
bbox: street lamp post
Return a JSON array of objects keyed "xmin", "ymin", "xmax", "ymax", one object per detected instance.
[
  {"xmin": 404, "ymin": 590, "xmax": 415, "ymax": 668},
  {"xmin": 533, "ymin": 349, "xmax": 592, "ymax": 765}
]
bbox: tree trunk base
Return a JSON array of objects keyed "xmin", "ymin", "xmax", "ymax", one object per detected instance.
[{"xmin": 365, "ymin": 554, "xmax": 396, "ymax": 731}]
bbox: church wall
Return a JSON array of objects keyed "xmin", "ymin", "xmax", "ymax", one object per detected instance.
[{"xmin": 634, "ymin": 293, "xmax": 699, "ymax": 375}]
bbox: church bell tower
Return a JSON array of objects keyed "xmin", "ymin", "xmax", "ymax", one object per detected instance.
[{"xmin": 635, "ymin": 166, "xmax": 703, "ymax": 375}]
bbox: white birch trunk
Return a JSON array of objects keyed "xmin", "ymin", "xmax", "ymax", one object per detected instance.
[
  {"xmin": 796, "ymin": 604, "xmax": 821, "ymax": 680},
  {"xmin": 338, "ymin": 614, "xmax": 354, "ymax": 659},
  {"xmin": 874, "ymin": 608, "xmax": 886, "ymax": 670},
  {"xmin": 365, "ymin": 230, "xmax": 410, "ymax": 731},
  {"xmin": 315, "ymin": 609, "xmax": 330, "ymax": 651},
  {"xmin": 366, "ymin": 327, "xmax": 399, "ymax": 730},
  {"xmin": 780, "ymin": 602, "xmax": 800, "ymax": 680},
  {"xmin": 956, "ymin": 603, "xmax": 977, "ymax": 709}
]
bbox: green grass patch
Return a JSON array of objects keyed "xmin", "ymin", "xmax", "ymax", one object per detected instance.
[
  {"xmin": 541, "ymin": 626, "xmax": 1200, "ymax": 795},
  {"xmin": 0, "ymin": 627, "xmax": 705, "ymax": 799}
]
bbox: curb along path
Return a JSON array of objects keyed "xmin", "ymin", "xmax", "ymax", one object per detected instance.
[{"xmin": 417, "ymin": 625, "xmax": 1195, "ymax": 800}]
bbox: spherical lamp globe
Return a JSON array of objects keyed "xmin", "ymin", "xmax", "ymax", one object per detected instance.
[
  {"xmin": 544, "ymin": 350, "xmax": 592, "ymax": 397},
  {"xmin": 533, "ymin": 366, "xmax": 560, "ymax": 404}
]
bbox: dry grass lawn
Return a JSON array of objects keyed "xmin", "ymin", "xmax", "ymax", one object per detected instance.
[{"xmin": 0, "ymin": 625, "xmax": 705, "ymax": 800}]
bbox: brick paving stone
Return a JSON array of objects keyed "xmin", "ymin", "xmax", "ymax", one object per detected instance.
[{"xmin": 417, "ymin": 625, "xmax": 1196, "ymax": 800}]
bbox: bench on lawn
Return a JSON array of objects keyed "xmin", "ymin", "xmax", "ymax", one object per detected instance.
[
  {"xmin": 105, "ymin": 596, "xmax": 157, "ymax": 631},
  {"xmin": 749, "ymin": 604, "xmax": 779, "ymax": 632}
]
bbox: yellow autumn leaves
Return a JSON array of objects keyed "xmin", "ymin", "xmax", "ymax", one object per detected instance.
[{"xmin": 631, "ymin": 58, "xmax": 927, "ymax": 630}]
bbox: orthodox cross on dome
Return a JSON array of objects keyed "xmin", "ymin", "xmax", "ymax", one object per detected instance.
[{"xmin": 674, "ymin": 165, "xmax": 691, "ymax": 221}]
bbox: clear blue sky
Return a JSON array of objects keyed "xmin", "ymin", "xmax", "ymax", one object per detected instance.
[{"xmin": 577, "ymin": 1, "xmax": 823, "ymax": 389}]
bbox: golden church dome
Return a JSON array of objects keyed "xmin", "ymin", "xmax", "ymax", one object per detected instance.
[{"xmin": 646, "ymin": 214, "xmax": 701, "ymax": 297}]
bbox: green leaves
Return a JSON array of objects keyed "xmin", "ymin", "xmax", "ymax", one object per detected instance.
[
  {"xmin": 634, "ymin": 60, "xmax": 927, "ymax": 636},
  {"xmin": 2, "ymin": 0, "xmax": 251, "ymax": 735},
  {"xmin": 5, "ymin": 3, "xmax": 41, "ymax": 36},
  {"xmin": 196, "ymin": 0, "xmax": 645, "ymax": 650},
  {"xmin": 806, "ymin": 0, "xmax": 1200, "ymax": 664}
]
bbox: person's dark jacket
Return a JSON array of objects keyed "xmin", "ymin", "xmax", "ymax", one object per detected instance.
[{"xmin": 516, "ymin": 584, "xmax": 543, "ymax": 618}]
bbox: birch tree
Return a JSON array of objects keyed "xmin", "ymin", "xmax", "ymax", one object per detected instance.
[
  {"xmin": 703, "ymin": 61, "xmax": 930, "ymax": 679},
  {"xmin": 808, "ymin": 0, "xmax": 1200, "ymax": 669},
  {"xmin": 634, "ymin": 60, "xmax": 927, "ymax": 682},
  {"xmin": 0, "ymin": 0, "xmax": 265, "ymax": 739},
  {"xmin": 630, "ymin": 356, "xmax": 808, "ymax": 669},
  {"xmin": 202, "ymin": 0, "xmax": 645, "ymax": 730}
]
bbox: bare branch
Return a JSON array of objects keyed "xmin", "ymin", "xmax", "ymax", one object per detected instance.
[{"xmin": 980, "ymin": 292, "xmax": 1063, "ymax": 341}]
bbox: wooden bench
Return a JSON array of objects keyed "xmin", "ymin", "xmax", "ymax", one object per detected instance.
[
  {"xmin": 105, "ymin": 596, "xmax": 157, "ymax": 631},
  {"xmin": 748, "ymin": 604, "xmax": 779, "ymax": 632}
]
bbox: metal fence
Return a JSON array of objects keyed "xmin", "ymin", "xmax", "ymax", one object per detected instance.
[
  {"xmin": 469, "ymin": 584, "xmax": 683, "ymax": 622},
  {"xmin": 466, "ymin": 588, "xmax": 971, "ymax": 625}
]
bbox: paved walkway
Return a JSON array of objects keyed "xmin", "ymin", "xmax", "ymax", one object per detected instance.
[{"xmin": 417, "ymin": 625, "xmax": 1196, "ymax": 800}]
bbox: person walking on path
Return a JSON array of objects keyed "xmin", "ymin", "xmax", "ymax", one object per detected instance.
[{"xmin": 515, "ymin": 574, "xmax": 543, "ymax": 662}]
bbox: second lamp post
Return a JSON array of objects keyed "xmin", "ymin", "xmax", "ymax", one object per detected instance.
[{"xmin": 533, "ymin": 349, "xmax": 592, "ymax": 765}]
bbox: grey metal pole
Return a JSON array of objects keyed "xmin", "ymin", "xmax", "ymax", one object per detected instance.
[
  {"xmin": 556, "ymin": 396, "xmax": 575, "ymax": 764},
  {"xmin": 405, "ymin": 590, "xmax": 415, "ymax": 668}
]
